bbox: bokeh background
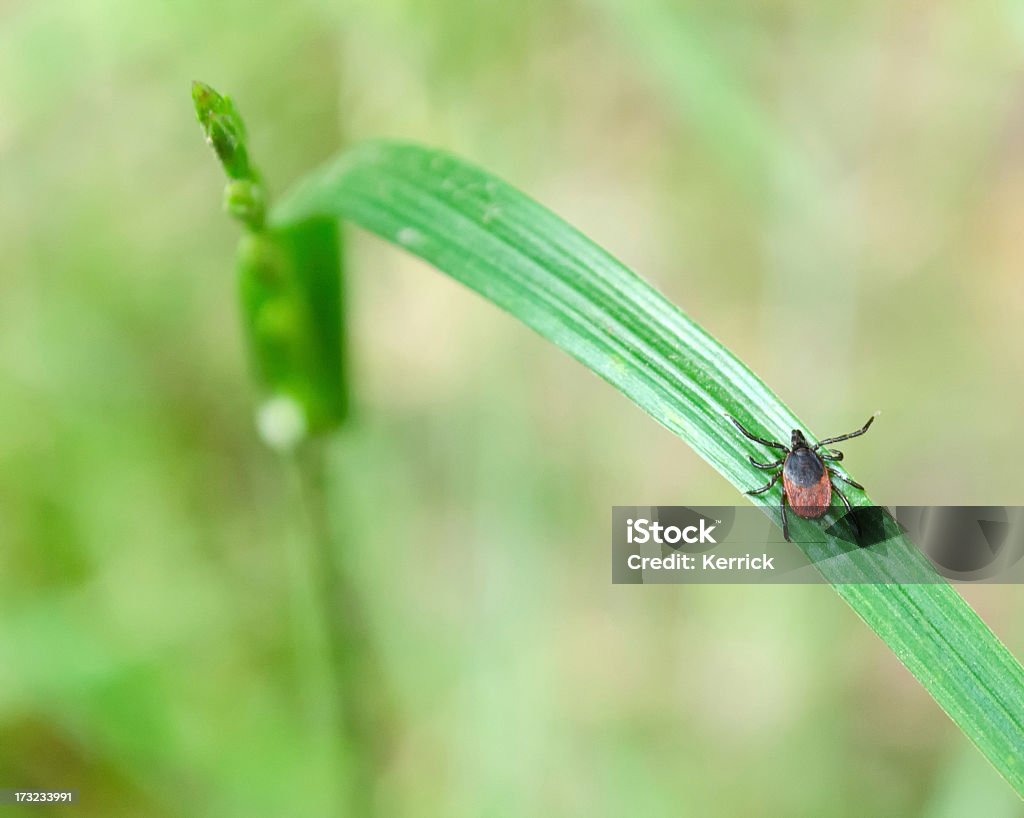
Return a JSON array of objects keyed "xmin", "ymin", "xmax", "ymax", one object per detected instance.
[{"xmin": 2, "ymin": 0, "xmax": 1024, "ymax": 815}]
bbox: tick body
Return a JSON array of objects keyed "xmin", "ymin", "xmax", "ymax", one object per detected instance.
[
  {"xmin": 727, "ymin": 416, "xmax": 876, "ymax": 543},
  {"xmin": 783, "ymin": 438, "xmax": 830, "ymax": 518}
]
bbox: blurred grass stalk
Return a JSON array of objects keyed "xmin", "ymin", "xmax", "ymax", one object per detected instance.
[
  {"xmin": 290, "ymin": 440, "xmax": 386, "ymax": 816},
  {"xmin": 192, "ymin": 82, "xmax": 385, "ymax": 815}
]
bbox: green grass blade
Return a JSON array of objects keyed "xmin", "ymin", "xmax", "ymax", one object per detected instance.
[{"xmin": 271, "ymin": 140, "xmax": 1024, "ymax": 795}]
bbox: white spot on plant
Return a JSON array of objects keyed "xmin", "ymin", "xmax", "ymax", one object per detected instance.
[
  {"xmin": 256, "ymin": 395, "xmax": 307, "ymax": 451},
  {"xmin": 397, "ymin": 227, "xmax": 423, "ymax": 247}
]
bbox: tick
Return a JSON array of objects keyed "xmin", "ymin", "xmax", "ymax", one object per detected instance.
[{"xmin": 726, "ymin": 414, "xmax": 876, "ymax": 543}]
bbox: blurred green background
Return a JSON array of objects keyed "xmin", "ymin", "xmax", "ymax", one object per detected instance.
[{"xmin": 2, "ymin": 0, "xmax": 1024, "ymax": 815}]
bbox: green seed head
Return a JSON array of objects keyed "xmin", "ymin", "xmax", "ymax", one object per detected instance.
[
  {"xmin": 192, "ymin": 80, "xmax": 253, "ymax": 182},
  {"xmin": 193, "ymin": 81, "xmax": 267, "ymax": 231}
]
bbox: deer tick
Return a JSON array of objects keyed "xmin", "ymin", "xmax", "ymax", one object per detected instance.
[{"xmin": 727, "ymin": 414, "xmax": 876, "ymax": 543}]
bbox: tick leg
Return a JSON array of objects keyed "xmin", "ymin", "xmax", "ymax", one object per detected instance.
[
  {"xmin": 831, "ymin": 482, "xmax": 863, "ymax": 543},
  {"xmin": 781, "ymin": 489, "xmax": 791, "ymax": 542},
  {"xmin": 827, "ymin": 467, "xmax": 864, "ymax": 490},
  {"xmin": 726, "ymin": 415, "xmax": 789, "ymax": 452},
  {"xmin": 750, "ymin": 455, "xmax": 785, "ymax": 470},
  {"xmin": 818, "ymin": 449, "xmax": 844, "ymax": 462},
  {"xmin": 746, "ymin": 469, "xmax": 781, "ymax": 496},
  {"xmin": 815, "ymin": 415, "xmax": 876, "ymax": 449}
]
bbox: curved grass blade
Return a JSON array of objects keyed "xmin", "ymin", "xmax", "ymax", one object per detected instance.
[{"xmin": 271, "ymin": 141, "xmax": 1024, "ymax": 795}]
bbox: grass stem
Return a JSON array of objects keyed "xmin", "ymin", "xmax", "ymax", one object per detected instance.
[{"xmin": 292, "ymin": 441, "xmax": 387, "ymax": 816}]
